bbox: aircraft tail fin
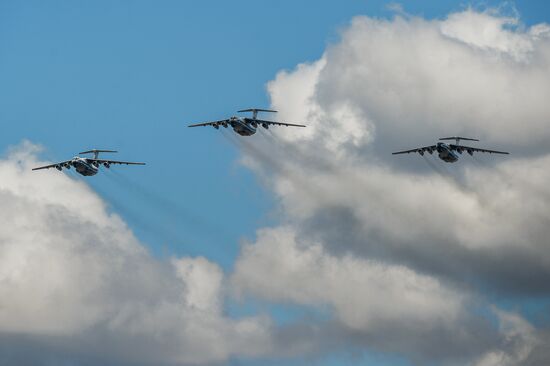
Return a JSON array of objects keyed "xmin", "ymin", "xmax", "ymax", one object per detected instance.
[{"xmin": 80, "ymin": 149, "xmax": 118, "ymax": 159}]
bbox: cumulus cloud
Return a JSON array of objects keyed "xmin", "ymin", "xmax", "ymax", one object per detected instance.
[
  {"xmin": 0, "ymin": 142, "xmax": 273, "ymax": 365},
  {"xmin": 230, "ymin": 6, "xmax": 550, "ymax": 365},
  {"xmin": 269, "ymin": 8, "xmax": 550, "ymax": 152},
  {"xmin": 3, "ymin": 5, "xmax": 550, "ymax": 366},
  {"xmin": 231, "ymin": 226, "xmax": 539, "ymax": 364},
  {"xmin": 233, "ymin": 227, "xmax": 464, "ymax": 330}
]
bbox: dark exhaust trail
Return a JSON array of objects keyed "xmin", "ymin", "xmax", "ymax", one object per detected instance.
[
  {"xmin": 64, "ymin": 169, "xmax": 190, "ymax": 251},
  {"xmin": 420, "ymin": 154, "xmax": 470, "ymax": 190},
  {"xmin": 222, "ymin": 129, "xmax": 294, "ymax": 176},
  {"xmin": 89, "ymin": 180, "xmax": 191, "ymax": 250},
  {"xmin": 260, "ymin": 129, "xmax": 335, "ymax": 172},
  {"xmin": 221, "ymin": 129, "xmax": 330, "ymax": 203},
  {"xmin": 220, "ymin": 128, "xmax": 243, "ymax": 150},
  {"xmin": 103, "ymin": 169, "xmax": 230, "ymax": 244},
  {"xmin": 422, "ymin": 155, "xmax": 447, "ymax": 176}
]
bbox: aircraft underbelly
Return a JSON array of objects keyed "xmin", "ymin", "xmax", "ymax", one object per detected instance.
[
  {"xmin": 233, "ymin": 125, "xmax": 256, "ymax": 136},
  {"xmin": 439, "ymin": 151, "xmax": 458, "ymax": 163},
  {"xmin": 74, "ymin": 162, "xmax": 98, "ymax": 176}
]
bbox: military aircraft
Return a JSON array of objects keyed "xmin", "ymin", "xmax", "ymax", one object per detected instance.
[
  {"xmin": 188, "ymin": 108, "xmax": 306, "ymax": 136},
  {"xmin": 32, "ymin": 149, "xmax": 145, "ymax": 176},
  {"xmin": 392, "ymin": 137, "xmax": 509, "ymax": 163}
]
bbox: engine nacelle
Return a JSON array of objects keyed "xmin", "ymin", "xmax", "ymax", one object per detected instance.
[
  {"xmin": 467, "ymin": 149, "xmax": 473, "ymax": 156},
  {"xmin": 64, "ymin": 163, "xmax": 71, "ymax": 169},
  {"xmin": 457, "ymin": 148, "xmax": 463, "ymax": 154},
  {"xmin": 418, "ymin": 150, "xmax": 424, "ymax": 156},
  {"xmin": 262, "ymin": 123, "xmax": 269, "ymax": 129},
  {"xmin": 214, "ymin": 124, "xmax": 219, "ymax": 129},
  {"xmin": 222, "ymin": 122, "xmax": 228, "ymax": 128},
  {"xmin": 103, "ymin": 163, "xmax": 110, "ymax": 168},
  {"xmin": 251, "ymin": 122, "xmax": 257, "ymax": 128},
  {"xmin": 55, "ymin": 165, "xmax": 62, "ymax": 171},
  {"xmin": 427, "ymin": 148, "xmax": 434, "ymax": 154}
]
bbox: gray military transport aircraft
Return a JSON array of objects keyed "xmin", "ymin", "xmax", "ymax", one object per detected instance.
[
  {"xmin": 392, "ymin": 137, "xmax": 509, "ymax": 163},
  {"xmin": 188, "ymin": 108, "xmax": 306, "ymax": 136},
  {"xmin": 32, "ymin": 149, "xmax": 145, "ymax": 176}
]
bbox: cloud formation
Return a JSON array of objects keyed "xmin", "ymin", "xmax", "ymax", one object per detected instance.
[
  {"xmin": 0, "ymin": 142, "xmax": 272, "ymax": 365},
  {"xmin": 3, "ymin": 5, "xmax": 550, "ymax": 366},
  {"xmin": 231, "ymin": 6, "xmax": 550, "ymax": 365}
]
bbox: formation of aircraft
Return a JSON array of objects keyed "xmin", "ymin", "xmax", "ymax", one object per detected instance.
[
  {"xmin": 32, "ymin": 111, "xmax": 511, "ymax": 177},
  {"xmin": 32, "ymin": 149, "xmax": 145, "ymax": 176},
  {"xmin": 392, "ymin": 137, "xmax": 509, "ymax": 163},
  {"xmin": 188, "ymin": 108, "xmax": 306, "ymax": 136},
  {"xmin": 33, "ymin": 107, "xmax": 306, "ymax": 177}
]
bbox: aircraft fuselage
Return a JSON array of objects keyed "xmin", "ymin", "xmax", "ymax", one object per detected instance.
[
  {"xmin": 68, "ymin": 157, "xmax": 99, "ymax": 176},
  {"xmin": 436, "ymin": 143, "xmax": 459, "ymax": 163},
  {"xmin": 232, "ymin": 118, "xmax": 257, "ymax": 136},
  {"xmin": 229, "ymin": 117, "xmax": 257, "ymax": 136}
]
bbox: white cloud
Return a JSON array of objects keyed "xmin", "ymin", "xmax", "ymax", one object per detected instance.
[
  {"xmin": 257, "ymin": 7, "xmax": 550, "ymax": 293},
  {"xmin": 233, "ymin": 226, "xmax": 464, "ymax": 331},
  {"xmin": 3, "ymin": 5, "xmax": 550, "ymax": 366},
  {"xmin": 440, "ymin": 9, "xmax": 534, "ymax": 61},
  {"xmin": 268, "ymin": 9, "xmax": 550, "ymax": 150},
  {"xmin": 0, "ymin": 142, "xmax": 273, "ymax": 364},
  {"xmin": 230, "ymin": 7, "xmax": 550, "ymax": 365}
]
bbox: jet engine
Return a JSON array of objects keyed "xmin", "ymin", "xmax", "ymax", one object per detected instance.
[
  {"xmin": 214, "ymin": 124, "xmax": 219, "ymax": 129},
  {"xmin": 103, "ymin": 162, "xmax": 110, "ymax": 168},
  {"xmin": 262, "ymin": 123, "xmax": 269, "ymax": 129},
  {"xmin": 467, "ymin": 149, "xmax": 473, "ymax": 156},
  {"xmin": 418, "ymin": 150, "xmax": 424, "ymax": 156},
  {"xmin": 55, "ymin": 165, "xmax": 62, "ymax": 171}
]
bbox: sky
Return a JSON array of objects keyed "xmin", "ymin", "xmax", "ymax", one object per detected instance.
[{"xmin": 1, "ymin": 1, "xmax": 550, "ymax": 365}]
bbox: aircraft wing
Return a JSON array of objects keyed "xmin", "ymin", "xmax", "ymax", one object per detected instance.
[
  {"xmin": 188, "ymin": 119, "xmax": 231, "ymax": 128},
  {"xmin": 252, "ymin": 119, "xmax": 306, "ymax": 128},
  {"xmin": 32, "ymin": 160, "xmax": 73, "ymax": 171},
  {"xmin": 89, "ymin": 159, "xmax": 146, "ymax": 166},
  {"xmin": 392, "ymin": 145, "xmax": 437, "ymax": 155},
  {"xmin": 449, "ymin": 144, "xmax": 509, "ymax": 154}
]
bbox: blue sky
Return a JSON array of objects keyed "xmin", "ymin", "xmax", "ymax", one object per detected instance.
[
  {"xmin": 0, "ymin": 0, "xmax": 546, "ymax": 267},
  {"xmin": 1, "ymin": 2, "xmax": 550, "ymax": 365}
]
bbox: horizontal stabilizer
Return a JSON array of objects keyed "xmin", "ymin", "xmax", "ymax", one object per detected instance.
[
  {"xmin": 439, "ymin": 137, "xmax": 479, "ymax": 142},
  {"xmin": 80, "ymin": 149, "xmax": 118, "ymax": 154},
  {"xmin": 238, "ymin": 108, "xmax": 277, "ymax": 113},
  {"xmin": 238, "ymin": 108, "xmax": 277, "ymax": 119},
  {"xmin": 80, "ymin": 149, "xmax": 118, "ymax": 159}
]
